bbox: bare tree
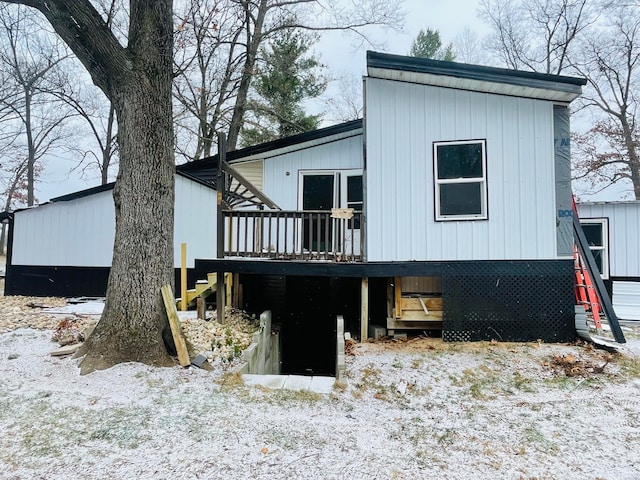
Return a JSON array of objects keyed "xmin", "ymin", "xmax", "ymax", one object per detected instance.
[
  {"xmin": 0, "ymin": 5, "xmax": 76, "ymax": 205},
  {"xmin": 49, "ymin": 67, "xmax": 119, "ymax": 185},
  {"xmin": 1, "ymin": 0, "xmax": 177, "ymax": 374},
  {"xmin": 324, "ymin": 75, "xmax": 363, "ymax": 123},
  {"xmin": 454, "ymin": 27, "xmax": 484, "ymax": 65},
  {"xmin": 479, "ymin": 0, "xmax": 594, "ymax": 74},
  {"xmin": 173, "ymin": 0, "xmax": 245, "ymax": 159},
  {"xmin": 173, "ymin": 0, "xmax": 404, "ymax": 158},
  {"xmin": 571, "ymin": 5, "xmax": 640, "ymax": 198}
]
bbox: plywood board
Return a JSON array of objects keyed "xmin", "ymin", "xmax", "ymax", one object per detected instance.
[
  {"xmin": 161, "ymin": 285, "xmax": 191, "ymax": 367},
  {"xmin": 399, "ymin": 297, "xmax": 443, "ymax": 311}
]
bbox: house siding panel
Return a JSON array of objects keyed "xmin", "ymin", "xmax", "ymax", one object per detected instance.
[
  {"xmin": 174, "ymin": 175, "xmax": 218, "ymax": 267},
  {"xmin": 233, "ymin": 160, "xmax": 264, "ymax": 191},
  {"xmin": 365, "ymin": 77, "xmax": 557, "ymax": 262},
  {"xmin": 11, "ymin": 175, "xmax": 217, "ymax": 269},
  {"xmin": 12, "ymin": 190, "xmax": 115, "ymax": 267},
  {"xmin": 262, "ymin": 135, "xmax": 363, "ymax": 209},
  {"xmin": 577, "ymin": 202, "xmax": 640, "ymax": 278}
]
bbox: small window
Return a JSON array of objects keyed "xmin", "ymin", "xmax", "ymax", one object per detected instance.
[
  {"xmin": 581, "ymin": 218, "xmax": 609, "ymax": 279},
  {"xmin": 434, "ymin": 140, "xmax": 487, "ymax": 221},
  {"xmin": 346, "ymin": 175, "xmax": 363, "ymax": 229}
]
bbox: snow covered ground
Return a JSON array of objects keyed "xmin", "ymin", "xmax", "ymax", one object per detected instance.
[{"xmin": 1, "ymin": 323, "xmax": 640, "ymax": 480}]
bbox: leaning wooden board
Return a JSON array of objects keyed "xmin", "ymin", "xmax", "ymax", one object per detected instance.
[{"xmin": 161, "ymin": 284, "xmax": 191, "ymax": 367}]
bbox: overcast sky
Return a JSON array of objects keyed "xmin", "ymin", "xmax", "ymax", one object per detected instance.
[{"xmin": 33, "ymin": 0, "xmax": 628, "ymax": 203}]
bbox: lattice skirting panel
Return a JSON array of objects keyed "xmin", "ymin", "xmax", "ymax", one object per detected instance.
[{"xmin": 441, "ymin": 260, "xmax": 576, "ymax": 343}]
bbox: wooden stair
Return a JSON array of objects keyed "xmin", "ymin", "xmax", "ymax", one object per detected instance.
[
  {"xmin": 178, "ymin": 272, "xmax": 229, "ymax": 309},
  {"xmin": 387, "ymin": 276, "xmax": 444, "ymax": 333}
]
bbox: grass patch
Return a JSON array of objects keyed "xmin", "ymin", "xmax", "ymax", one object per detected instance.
[
  {"xmin": 615, "ymin": 354, "xmax": 640, "ymax": 378},
  {"xmin": 521, "ymin": 426, "xmax": 559, "ymax": 454},
  {"xmin": 216, "ymin": 371, "xmax": 245, "ymax": 389}
]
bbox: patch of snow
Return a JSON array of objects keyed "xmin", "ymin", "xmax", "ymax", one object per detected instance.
[{"xmin": 1, "ymin": 328, "xmax": 640, "ymax": 479}]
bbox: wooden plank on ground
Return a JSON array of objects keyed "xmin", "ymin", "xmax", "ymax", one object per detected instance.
[{"xmin": 161, "ymin": 284, "xmax": 190, "ymax": 367}]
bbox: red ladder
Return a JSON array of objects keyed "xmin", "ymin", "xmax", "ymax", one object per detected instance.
[
  {"xmin": 572, "ymin": 198, "xmax": 602, "ymax": 330},
  {"xmin": 573, "ymin": 243, "xmax": 602, "ymax": 330}
]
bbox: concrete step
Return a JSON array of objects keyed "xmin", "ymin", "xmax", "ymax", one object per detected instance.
[{"xmin": 242, "ymin": 374, "xmax": 335, "ymax": 394}]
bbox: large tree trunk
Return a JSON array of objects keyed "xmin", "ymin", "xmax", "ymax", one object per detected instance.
[
  {"xmin": 76, "ymin": 79, "xmax": 176, "ymax": 373},
  {"xmin": 75, "ymin": 0, "xmax": 176, "ymax": 374}
]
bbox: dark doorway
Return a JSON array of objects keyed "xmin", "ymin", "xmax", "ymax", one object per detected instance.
[
  {"xmin": 301, "ymin": 174, "xmax": 335, "ymax": 252},
  {"xmin": 280, "ymin": 276, "xmax": 336, "ymax": 376}
]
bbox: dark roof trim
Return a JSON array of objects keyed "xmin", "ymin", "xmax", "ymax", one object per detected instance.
[
  {"xmin": 51, "ymin": 182, "xmax": 115, "ymax": 202},
  {"xmin": 178, "ymin": 119, "xmax": 363, "ymax": 173},
  {"xmin": 367, "ymin": 51, "xmax": 587, "ymax": 92},
  {"xmin": 49, "ymin": 170, "xmax": 215, "ymax": 203}
]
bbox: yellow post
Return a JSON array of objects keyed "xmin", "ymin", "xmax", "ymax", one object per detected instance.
[
  {"xmin": 180, "ymin": 243, "xmax": 187, "ymax": 311},
  {"xmin": 225, "ymin": 273, "xmax": 232, "ymax": 307}
]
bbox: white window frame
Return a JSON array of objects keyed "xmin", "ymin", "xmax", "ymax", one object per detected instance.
[
  {"xmin": 433, "ymin": 139, "xmax": 488, "ymax": 221},
  {"xmin": 581, "ymin": 218, "xmax": 609, "ymax": 280}
]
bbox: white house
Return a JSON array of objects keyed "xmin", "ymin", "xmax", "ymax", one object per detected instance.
[{"xmin": 4, "ymin": 51, "xmax": 590, "ymax": 365}]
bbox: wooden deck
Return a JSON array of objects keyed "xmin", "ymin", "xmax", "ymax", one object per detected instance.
[{"xmin": 223, "ymin": 209, "xmax": 363, "ymax": 262}]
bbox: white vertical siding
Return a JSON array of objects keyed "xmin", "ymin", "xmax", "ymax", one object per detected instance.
[
  {"xmin": 365, "ymin": 77, "xmax": 558, "ymax": 262},
  {"xmin": 11, "ymin": 175, "xmax": 218, "ymax": 268},
  {"xmin": 174, "ymin": 175, "xmax": 217, "ymax": 267},
  {"xmin": 12, "ymin": 190, "xmax": 116, "ymax": 267},
  {"xmin": 262, "ymin": 135, "xmax": 363, "ymax": 209},
  {"xmin": 577, "ymin": 201, "xmax": 640, "ymax": 278}
]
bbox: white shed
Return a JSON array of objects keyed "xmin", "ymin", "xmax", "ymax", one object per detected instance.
[{"xmin": 5, "ymin": 172, "xmax": 217, "ymax": 296}]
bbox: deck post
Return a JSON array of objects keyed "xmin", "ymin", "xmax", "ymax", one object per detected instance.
[
  {"xmin": 361, "ymin": 276, "xmax": 369, "ymax": 341},
  {"xmin": 216, "ymin": 133, "xmax": 226, "ymax": 324},
  {"xmin": 180, "ymin": 243, "xmax": 187, "ymax": 311}
]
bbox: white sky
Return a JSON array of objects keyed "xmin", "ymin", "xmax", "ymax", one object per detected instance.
[{"xmin": 33, "ymin": 0, "xmax": 630, "ymax": 203}]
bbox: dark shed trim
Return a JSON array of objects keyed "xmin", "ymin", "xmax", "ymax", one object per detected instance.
[{"xmin": 49, "ymin": 170, "xmax": 216, "ymax": 203}]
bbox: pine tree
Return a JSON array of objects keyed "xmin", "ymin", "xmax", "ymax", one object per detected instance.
[
  {"xmin": 410, "ymin": 28, "xmax": 456, "ymax": 61},
  {"xmin": 241, "ymin": 29, "xmax": 326, "ymax": 146}
]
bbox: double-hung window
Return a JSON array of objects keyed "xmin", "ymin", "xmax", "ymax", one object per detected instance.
[
  {"xmin": 581, "ymin": 218, "xmax": 609, "ymax": 279},
  {"xmin": 434, "ymin": 139, "xmax": 488, "ymax": 221}
]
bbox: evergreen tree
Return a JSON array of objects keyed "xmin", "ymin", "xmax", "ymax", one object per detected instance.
[
  {"xmin": 410, "ymin": 28, "xmax": 456, "ymax": 61},
  {"xmin": 241, "ymin": 29, "xmax": 326, "ymax": 146}
]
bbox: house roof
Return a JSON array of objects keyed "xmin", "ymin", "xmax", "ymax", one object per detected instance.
[
  {"xmin": 20, "ymin": 121, "xmax": 363, "ymax": 207},
  {"xmin": 177, "ymin": 119, "xmax": 363, "ymax": 183},
  {"xmin": 366, "ymin": 51, "xmax": 586, "ymax": 104}
]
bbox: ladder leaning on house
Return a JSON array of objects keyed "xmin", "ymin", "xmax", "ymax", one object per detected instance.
[
  {"xmin": 573, "ymin": 242, "xmax": 603, "ymax": 330},
  {"xmin": 572, "ymin": 197, "xmax": 625, "ymax": 343}
]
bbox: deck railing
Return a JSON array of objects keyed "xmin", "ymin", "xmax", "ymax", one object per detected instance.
[{"xmin": 223, "ymin": 209, "xmax": 363, "ymax": 261}]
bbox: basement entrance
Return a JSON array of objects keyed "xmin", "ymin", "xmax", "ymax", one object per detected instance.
[{"xmin": 278, "ymin": 276, "xmax": 360, "ymax": 376}]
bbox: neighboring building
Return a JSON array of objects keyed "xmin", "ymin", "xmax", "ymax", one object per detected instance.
[
  {"xmin": 4, "ymin": 172, "xmax": 218, "ymax": 296},
  {"xmin": 577, "ymin": 201, "xmax": 640, "ymax": 320},
  {"xmin": 3, "ymin": 51, "xmax": 589, "ymax": 373}
]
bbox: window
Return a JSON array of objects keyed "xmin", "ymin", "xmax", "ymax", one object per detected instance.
[
  {"xmin": 434, "ymin": 140, "xmax": 487, "ymax": 221},
  {"xmin": 346, "ymin": 175, "xmax": 363, "ymax": 229},
  {"xmin": 581, "ymin": 218, "xmax": 609, "ymax": 279}
]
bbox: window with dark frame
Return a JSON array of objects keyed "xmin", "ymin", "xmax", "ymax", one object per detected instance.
[
  {"xmin": 581, "ymin": 218, "xmax": 609, "ymax": 279},
  {"xmin": 346, "ymin": 175, "xmax": 363, "ymax": 229},
  {"xmin": 434, "ymin": 140, "xmax": 487, "ymax": 221}
]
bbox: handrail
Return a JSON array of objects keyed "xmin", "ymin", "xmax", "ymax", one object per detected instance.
[{"xmin": 223, "ymin": 209, "xmax": 363, "ymax": 262}]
